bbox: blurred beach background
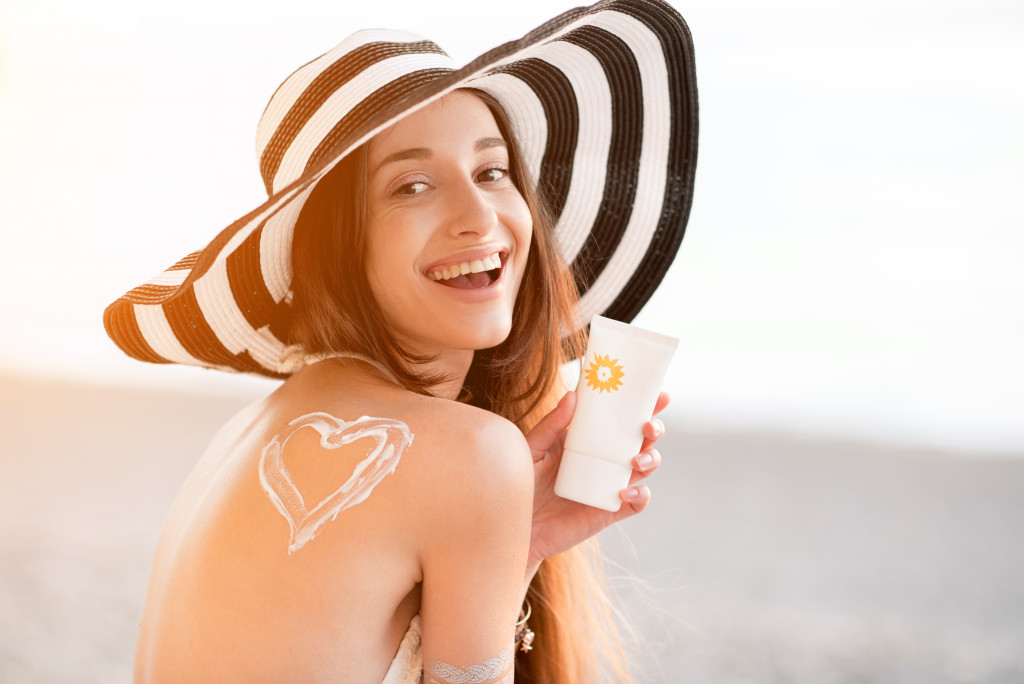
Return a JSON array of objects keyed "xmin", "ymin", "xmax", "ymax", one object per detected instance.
[{"xmin": 1, "ymin": 0, "xmax": 1022, "ymax": 681}]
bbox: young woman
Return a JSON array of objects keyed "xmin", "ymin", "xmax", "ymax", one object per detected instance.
[{"xmin": 104, "ymin": 2, "xmax": 698, "ymax": 682}]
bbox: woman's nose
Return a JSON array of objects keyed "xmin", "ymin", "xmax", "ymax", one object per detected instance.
[{"xmin": 444, "ymin": 181, "xmax": 499, "ymax": 237}]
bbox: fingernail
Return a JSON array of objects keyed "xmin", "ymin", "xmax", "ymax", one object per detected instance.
[
  {"xmin": 654, "ymin": 418, "xmax": 665, "ymax": 437},
  {"xmin": 635, "ymin": 452, "xmax": 654, "ymax": 470},
  {"xmin": 621, "ymin": 487, "xmax": 640, "ymax": 501}
]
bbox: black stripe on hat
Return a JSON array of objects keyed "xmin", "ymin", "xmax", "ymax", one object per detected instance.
[
  {"xmin": 227, "ymin": 223, "xmax": 278, "ymax": 326},
  {"xmin": 103, "ymin": 301, "xmax": 170, "ymax": 365},
  {"xmin": 560, "ymin": 26, "xmax": 643, "ymax": 297},
  {"xmin": 260, "ymin": 40, "xmax": 449, "ymax": 194},
  {"xmin": 225, "ymin": 222, "xmax": 294, "ymax": 344},
  {"xmin": 266, "ymin": 304, "xmax": 292, "ymax": 345},
  {"xmin": 602, "ymin": 1, "xmax": 698, "ymax": 322},
  {"xmin": 163, "ymin": 288, "xmax": 271, "ymax": 375},
  {"xmin": 303, "ymin": 67, "xmax": 453, "ymax": 177},
  {"xmin": 494, "ymin": 58, "xmax": 578, "ymax": 223}
]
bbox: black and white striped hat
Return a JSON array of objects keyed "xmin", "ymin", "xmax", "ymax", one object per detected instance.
[{"xmin": 103, "ymin": 0, "xmax": 698, "ymax": 378}]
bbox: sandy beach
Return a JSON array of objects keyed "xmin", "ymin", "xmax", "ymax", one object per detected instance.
[{"xmin": 2, "ymin": 372, "xmax": 1022, "ymax": 683}]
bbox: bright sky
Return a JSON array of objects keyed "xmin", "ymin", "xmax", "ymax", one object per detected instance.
[{"xmin": 1, "ymin": 0, "xmax": 1022, "ymax": 452}]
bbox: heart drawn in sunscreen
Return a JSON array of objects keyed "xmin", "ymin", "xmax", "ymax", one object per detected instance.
[{"xmin": 259, "ymin": 412, "xmax": 413, "ymax": 553}]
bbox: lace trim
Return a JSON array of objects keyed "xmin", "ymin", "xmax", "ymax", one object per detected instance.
[{"xmin": 425, "ymin": 644, "xmax": 515, "ymax": 683}]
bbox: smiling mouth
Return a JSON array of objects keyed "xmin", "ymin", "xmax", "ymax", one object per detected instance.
[{"xmin": 427, "ymin": 251, "xmax": 504, "ymax": 290}]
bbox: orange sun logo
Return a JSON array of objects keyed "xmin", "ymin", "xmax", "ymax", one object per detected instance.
[{"xmin": 584, "ymin": 353, "xmax": 625, "ymax": 393}]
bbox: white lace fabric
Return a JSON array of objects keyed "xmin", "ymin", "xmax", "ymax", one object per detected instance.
[{"xmin": 380, "ymin": 616, "xmax": 423, "ymax": 684}]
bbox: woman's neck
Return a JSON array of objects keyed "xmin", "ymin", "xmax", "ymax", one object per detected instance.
[{"xmin": 415, "ymin": 347, "xmax": 474, "ymax": 400}]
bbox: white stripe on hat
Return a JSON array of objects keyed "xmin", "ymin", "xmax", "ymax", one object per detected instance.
[
  {"xmin": 145, "ymin": 269, "xmax": 190, "ymax": 288},
  {"xmin": 256, "ymin": 30, "xmax": 430, "ymax": 159},
  {"xmin": 272, "ymin": 52, "xmax": 457, "ymax": 193},
  {"xmin": 134, "ymin": 303, "xmax": 206, "ymax": 367},
  {"xmin": 249, "ymin": 326, "xmax": 288, "ymax": 371},
  {"xmin": 576, "ymin": 10, "xmax": 672, "ymax": 322},
  {"xmin": 261, "ymin": 181, "xmax": 319, "ymax": 303},
  {"xmin": 193, "ymin": 261, "xmax": 250, "ymax": 355}
]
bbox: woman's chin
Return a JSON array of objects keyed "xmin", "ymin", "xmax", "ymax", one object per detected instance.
[
  {"xmin": 457, "ymin": 326, "xmax": 513, "ymax": 352},
  {"xmin": 436, "ymin": 318, "xmax": 513, "ymax": 353}
]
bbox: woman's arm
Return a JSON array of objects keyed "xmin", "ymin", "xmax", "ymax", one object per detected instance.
[{"xmin": 416, "ymin": 415, "xmax": 534, "ymax": 683}]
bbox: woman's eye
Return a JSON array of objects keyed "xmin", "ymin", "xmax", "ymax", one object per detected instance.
[
  {"xmin": 477, "ymin": 167, "xmax": 509, "ymax": 183},
  {"xmin": 394, "ymin": 181, "xmax": 429, "ymax": 196}
]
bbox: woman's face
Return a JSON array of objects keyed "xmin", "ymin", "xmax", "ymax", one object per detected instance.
[{"xmin": 364, "ymin": 90, "xmax": 533, "ymax": 356}]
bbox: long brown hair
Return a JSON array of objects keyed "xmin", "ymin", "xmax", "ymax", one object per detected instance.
[{"xmin": 289, "ymin": 89, "xmax": 631, "ymax": 683}]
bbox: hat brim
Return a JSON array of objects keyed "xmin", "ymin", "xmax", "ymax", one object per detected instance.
[{"xmin": 104, "ymin": 0, "xmax": 698, "ymax": 378}]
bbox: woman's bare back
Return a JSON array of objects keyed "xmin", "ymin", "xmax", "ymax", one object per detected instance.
[{"xmin": 134, "ymin": 361, "xmax": 523, "ymax": 683}]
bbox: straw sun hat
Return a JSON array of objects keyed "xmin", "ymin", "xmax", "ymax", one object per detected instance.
[{"xmin": 103, "ymin": 0, "xmax": 698, "ymax": 378}]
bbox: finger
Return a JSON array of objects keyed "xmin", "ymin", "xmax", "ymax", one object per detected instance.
[
  {"xmin": 629, "ymin": 448, "xmax": 661, "ymax": 486},
  {"xmin": 640, "ymin": 394, "xmax": 671, "ymax": 451},
  {"xmin": 526, "ymin": 391, "xmax": 576, "ymax": 462},
  {"xmin": 653, "ymin": 392, "xmax": 671, "ymax": 416},
  {"xmin": 640, "ymin": 417, "xmax": 666, "ymax": 453},
  {"xmin": 616, "ymin": 485, "xmax": 651, "ymax": 518},
  {"xmin": 642, "ymin": 417, "xmax": 665, "ymax": 444}
]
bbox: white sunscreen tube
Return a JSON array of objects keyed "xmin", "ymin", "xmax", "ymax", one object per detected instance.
[{"xmin": 554, "ymin": 316, "xmax": 679, "ymax": 512}]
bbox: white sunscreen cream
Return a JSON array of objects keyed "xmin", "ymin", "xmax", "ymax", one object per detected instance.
[
  {"xmin": 554, "ymin": 316, "xmax": 679, "ymax": 512},
  {"xmin": 259, "ymin": 412, "xmax": 413, "ymax": 553}
]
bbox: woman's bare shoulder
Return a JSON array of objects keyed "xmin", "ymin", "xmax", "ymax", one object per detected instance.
[
  {"xmin": 249, "ymin": 365, "xmax": 533, "ymax": 531},
  {"xmin": 411, "ymin": 393, "xmax": 526, "ymax": 447},
  {"xmin": 251, "ymin": 367, "xmax": 530, "ymax": 501},
  {"xmin": 393, "ymin": 396, "xmax": 533, "ymax": 551},
  {"xmin": 403, "ymin": 394, "xmax": 531, "ymax": 482}
]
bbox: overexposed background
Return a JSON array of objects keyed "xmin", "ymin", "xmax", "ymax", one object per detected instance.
[
  {"xmin": 1, "ymin": 0, "xmax": 1022, "ymax": 681},
  {"xmin": 1, "ymin": 0, "xmax": 1021, "ymax": 451}
]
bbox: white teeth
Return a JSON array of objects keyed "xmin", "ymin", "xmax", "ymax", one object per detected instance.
[{"xmin": 429, "ymin": 252, "xmax": 503, "ymax": 281}]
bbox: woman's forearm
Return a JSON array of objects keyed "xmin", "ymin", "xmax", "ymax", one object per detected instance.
[{"xmin": 519, "ymin": 559, "xmax": 541, "ymax": 607}]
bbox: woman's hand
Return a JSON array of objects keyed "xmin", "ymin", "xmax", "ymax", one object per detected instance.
[{"xmin": 524, "ymin": 390, "xmax": 670, "ymax": 568}]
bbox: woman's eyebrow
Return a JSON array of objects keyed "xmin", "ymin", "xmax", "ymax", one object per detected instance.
[
  {"xmin": 372, "ymin": 137, "xmax": 507, "ymax": 176},
  {"xmin": 371, "ymin": 147, "xmax": 432, "ymax": 176},
  {"xmin": 476, "ymin": 136, "xmax": 506, "ymax": 151}
]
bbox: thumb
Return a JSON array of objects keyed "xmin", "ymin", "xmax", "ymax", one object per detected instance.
[{"xmin": 527, "ymin": 391, "xmax": 577, "ymax": 461}]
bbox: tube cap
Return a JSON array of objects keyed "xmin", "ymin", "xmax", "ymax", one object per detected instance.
[{"xmin": 554, "ymin": 449, "xmax": 634, "ymax": 512}]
